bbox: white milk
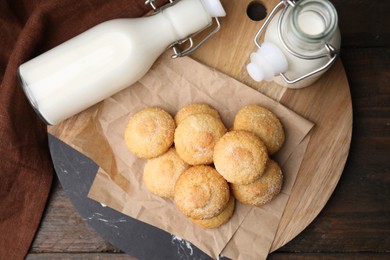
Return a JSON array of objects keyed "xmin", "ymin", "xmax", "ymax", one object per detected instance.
[
  {"xmin": 297, "ymin": 10, "xmax": 326, "ymax": 35},
  {"xmin": 18, "ymin": 0, "xmax": 225, "ymax": 125}
]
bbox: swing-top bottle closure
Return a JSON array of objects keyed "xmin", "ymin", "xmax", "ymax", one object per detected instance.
[
  {"xmin": 146, "ymin": 0, "xmax": 226, "ymax": 58},
  {"xmin": 247, "ymin": 0, "xmax": 340, "ymax": 85}
]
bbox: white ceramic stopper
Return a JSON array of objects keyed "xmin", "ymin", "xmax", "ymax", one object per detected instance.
[
  {"xmin": 201, "ymin": 0, "xmax": 226, "ymax": 17},
  {"xmin": 246, "ymin": 42, "xmax": 288, "ymax": 82}
]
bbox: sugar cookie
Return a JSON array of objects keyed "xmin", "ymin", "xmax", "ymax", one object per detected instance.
[
  {"xmin": 125, "ymin": 107, "xmax": 175, "ymax": 159},
  {"xmin": 191, "ymin": 195, "xmax": 235, "ymax": 229},
  {"xmin": 231, "ymin": 160, "xmax": 283, "ymax": 206},
  {"xmin": 174, "ymin": 113, "xmax": 226, "ymax": 165},
  {"xmin": 174, "ymin": 103, "xmax": 221, "ymax": 125},
  {"xmin": 174, "ymin": 165, "xmax": 230, "ymax": 219},
  {"xmin": 143, "ymin": 148, "xmax": 190, "ymax": 198},
  {"xmin": 233, "ymin": 105, "xmax": 285, "ymax": 154},
  {"xmin": 213, "ymin": 130, "xmax": 268, "ymax": 184}
]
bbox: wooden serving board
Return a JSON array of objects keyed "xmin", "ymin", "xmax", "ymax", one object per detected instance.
[
  {"xmin": 48, "ymin": 0, "xmax": 352, "ymax": 254},
  {"xmin": 190, "ymin": 0, "xmax": 352, "ymax": 251}
]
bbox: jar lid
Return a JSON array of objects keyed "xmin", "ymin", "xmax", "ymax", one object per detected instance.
[{"xmin": 246, "ymin": 42, "xmax": 288, "ymax": 82}]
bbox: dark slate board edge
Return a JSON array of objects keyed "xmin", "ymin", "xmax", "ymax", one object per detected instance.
[{"xmin": 47, "ymin": 134, "xmax": 226, "ymax": 260}]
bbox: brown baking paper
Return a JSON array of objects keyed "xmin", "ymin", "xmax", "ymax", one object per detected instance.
[
  {"xmin": 90, "ymin": 134, "xmax": 311, "ymax": 260},
  {"xmin": 48, "ymin": 52, "xmax": 314, "ymax": 259},
  {"xmin": 220, "ymin": 134, "xmax": 311, "ymax": 260}
]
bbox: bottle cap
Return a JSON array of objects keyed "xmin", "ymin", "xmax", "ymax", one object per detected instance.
[
  {"xmin": 246, "ymin": 42, "xmax": 288, "ymax": 82},
  {"xmin": 201, "ymin": 0, "xmax": 226, "ymax": 17}
]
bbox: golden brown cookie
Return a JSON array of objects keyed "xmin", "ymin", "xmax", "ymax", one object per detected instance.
[
  {"xmin": 233, "ymin": 105, "xmax": 285, "ymax": 155},
  {"xmin": 191, "ymin": 195, "xmax": 235, "ymax": 229},
  {"xmin": 231, "ymin": 160, "xmax": 283, "ymax": 206},
  {"xmin": 125, "ymin": 107, "xmax": 175, "ymax": 159},
  {"xmin": 174, "ymin": 103, "xmax": 221, "ymax": 125},
  {"xmin": 174, "ymin": 113, "xmax": 226, "ymax": 165},
  {"xmin": 143, "ymin": 148, "xmax": 190, "ymax": 198},
  {"xmin": 174, "ymin": 165, "xmax": 230, "ymax": 219},
  {"xmin": 213, "ymin": 130, "xmax": 269, "ymax": 184}
]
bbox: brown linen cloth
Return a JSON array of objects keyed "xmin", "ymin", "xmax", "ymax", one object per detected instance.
[{"xmin": 0, "ymin": 1, "xmax": 166, "ymax": 259}]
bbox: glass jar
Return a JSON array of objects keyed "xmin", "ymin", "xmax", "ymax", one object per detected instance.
[{"xmin": 247, "ymin": 0, "xmax": 341, "ymax": 89}]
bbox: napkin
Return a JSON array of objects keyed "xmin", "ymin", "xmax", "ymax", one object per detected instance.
[{"xmin": 0, "ymin": 1, "xmax": 166, "ymax": 259}]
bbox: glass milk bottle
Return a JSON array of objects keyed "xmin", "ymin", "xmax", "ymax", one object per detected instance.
[
  {"xmin": 246, "ymin": 0, "xmax": 341, "ymax": 89},
  {"xmin": 18, "ymin": 0, "xmax": 226, "ymax": 125}
]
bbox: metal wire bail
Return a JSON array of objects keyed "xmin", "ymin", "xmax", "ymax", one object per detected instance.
[
  {"xmin": 145, "ymin": 0, "xmax": 221, "ymax": 58},
  {"xmin": 170, "ymin": 17, "xmax": 221, "ymax": 58}
]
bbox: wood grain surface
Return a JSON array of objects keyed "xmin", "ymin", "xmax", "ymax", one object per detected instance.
[
  {"xmin": 28, "ymin": 0, "xmax": 390, "ymax": 258},
  {"xmin": 183, "ymin": 0, "xmax": 353, "ymax": 251}
]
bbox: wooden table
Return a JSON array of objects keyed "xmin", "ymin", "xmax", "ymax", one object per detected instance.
[{"xmin": 26, "ymin": 0, "xmax": 389, "ymax": 259}]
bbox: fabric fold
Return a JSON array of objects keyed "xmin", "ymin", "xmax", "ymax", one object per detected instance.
[{"xmin": 0, "ymin": 1, "xmax": 164, "ymax": 259}]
